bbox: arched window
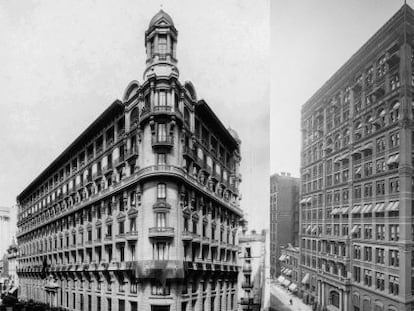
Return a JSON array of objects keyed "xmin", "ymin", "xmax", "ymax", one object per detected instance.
[
  {"xmin": 329, "ymin": 291, "xmax": 340, "ymax": 308},
  {"xmin": 184, "ymin": 108, "xmax": 190, "ymax": 126}
]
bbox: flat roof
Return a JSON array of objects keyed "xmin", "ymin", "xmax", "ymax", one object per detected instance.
[{"xmin": 17, "ymin": 100, "xmax": 124, "ymax": 202}]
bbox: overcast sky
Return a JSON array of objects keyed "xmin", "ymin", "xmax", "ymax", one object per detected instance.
[
  {"xmin": 271, "ymin": 0, "xmax": 405, "ymax": 177},
  {"xmin": 0, "ymin": 0, "xmax": 269, "ymax": 231}
]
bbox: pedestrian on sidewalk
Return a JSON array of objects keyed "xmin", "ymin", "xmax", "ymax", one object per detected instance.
[{"xmin": 289, "ymin": 298, "xmax": 293, "ymax": 305}]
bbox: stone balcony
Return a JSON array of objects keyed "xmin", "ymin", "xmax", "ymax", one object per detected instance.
[{"xmin": 148, "ymin": 227, "xmax": 175, "ymax": 238}]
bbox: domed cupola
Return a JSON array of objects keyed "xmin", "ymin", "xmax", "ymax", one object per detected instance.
[{"xmin": 144, "ymin": 10, "xmax": 179, "ymax": 81}]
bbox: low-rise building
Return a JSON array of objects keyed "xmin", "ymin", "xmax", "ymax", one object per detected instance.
[
  {"xmin": 277, "ymin": 244, "xmax": 299, "ymax": 293},
  {"xmin": 238, "ymin": 230, "xmax": 266, "ymax": 311}
]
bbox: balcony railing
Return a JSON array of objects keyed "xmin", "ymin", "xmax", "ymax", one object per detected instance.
[
  {"xmin": 240, "ymin": 297, "xmax": 256, "ymax": 305},
  {"xmin": 125, "ymin": 230, "xmax": 138, "ymax": 240},
  {"xmin": 182, "ymin": 230, "xmax": 194, "ymax": 241},
  {"xmin": 125, "ymin": 147, "xmax": 138, "ymax": 161},
  {"xmin": 148, "ymin": 227, "xmax": 175, "ymax": 238},
  {"xmin": 241, "ymin": 282, "xmax": 253, "ymax": 289},
  {"xmin": 153, "ymin": 105, "xmax": 173, "ymax": 113},
  {"xmin": 151, "ymin": 136, "xmax": 174, "ymax": 148}
]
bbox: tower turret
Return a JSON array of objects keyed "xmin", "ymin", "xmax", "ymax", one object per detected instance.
[{"xmin": 143, "ymin": 10, "xmax": 179, "ymax": 81}]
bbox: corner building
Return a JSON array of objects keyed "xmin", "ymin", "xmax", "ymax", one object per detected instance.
[
  {"xmin": 16, "ymin": 11, "xmax": 242, "ymax": 311},
  {"xmin": 300, "ymin": 5, "xmax": 414, "ymax": 311}
]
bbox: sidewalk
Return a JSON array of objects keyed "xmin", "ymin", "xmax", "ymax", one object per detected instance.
[{"xmin": 269, "ymin": 281, "xmax": 312, "ymax": 311}]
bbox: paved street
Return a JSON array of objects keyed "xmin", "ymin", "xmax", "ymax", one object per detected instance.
[{"xmin": 269, "ymin": 281, "xmax": 312, "ymax": 311}]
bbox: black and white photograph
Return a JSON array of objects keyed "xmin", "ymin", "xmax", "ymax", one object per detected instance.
[{"xmin": 2, "ymin": 0, "xmax": 414, "ymax": 310}]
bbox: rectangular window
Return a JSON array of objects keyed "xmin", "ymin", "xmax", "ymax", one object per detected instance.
[
  {"xmin": 157, "ymin": 183, "xmax": 167, "ymax": 199},
  {"xmin": 157, "ymin": 153, "xmax": 167, "ymax": 165},
  {"xmin": 154, "ymin": 242, "xmax": 167, "ymax": 260},
  {"xmin": 159, "ymin": 91, "xmax": 167, "ymax": 106},
  {"xmin": 107, "ymin": 298, "xmax": 112, "ymax": 311},
  {"xmin": 158, "ymin": 35, "xmax": 167, "ymax": 56},
  {"xmin": 156, "ymin": 212, "xmax": 167, "ymax": 228},
  {"xmin": 157, "ymin": 123, "xmax": 167, "ymax": 142}
]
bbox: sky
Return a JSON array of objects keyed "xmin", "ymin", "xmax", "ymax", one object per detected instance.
[
  {"xmin": 0, "ymin": 0, "xmax": 269, "ymax": 231},
  {"xmin": 270, "ymin": 0, "xmax": 406, "ymax": 178}
]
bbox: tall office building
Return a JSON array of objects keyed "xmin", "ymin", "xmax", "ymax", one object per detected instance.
[
  {"xmin": 16, "ymin": 10, "xmax": 242, "ymax": 311},
  {"xmin": 300, "ymin": 4, "xmax": 414, "ymax": 311},
  {"xmin": 269, "ymin": 173, "xmax": 299, "ymax": 278}
]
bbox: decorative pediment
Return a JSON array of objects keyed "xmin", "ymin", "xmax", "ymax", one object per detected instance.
[
  {"xmin": 192, "ymin": 212, "xmax": 200, "ymax": 222},
  {"xmin": 105, "ymin": 216, "xmax": 113, "ymax": 224},
  {"xmin": 95, "ymin": 219, "xmax": 102, "ymax": 227},
  {"xmin": 182, "ymin": 205, "xmax": 191, "ymax": 217},
  {"xmin": 117, "ymin": 212, "xmax": 126, "ymax": 221},
  {"xmin": 128, "ymin": 207, "xmax": 138, "ymax": 218}
]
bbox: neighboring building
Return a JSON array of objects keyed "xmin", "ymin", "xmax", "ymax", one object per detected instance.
[
  {"xmin": 7, "ymin": 239, "xmax": 19, "ymax": 291},
  {"xmin": 16, "ymin": 10, "xmax": 243, "ymax": 311},
  {"xmin": 269, "ymin": 173, "xmax": 299, "ymax": 278},
  {"xmin": 0, "ymin": 207, "xmax": 16, "ymax": 257},
  {"xmin": 300, "ymin": 4, "xmax": 414, "ymax": 311},
  {"xmin": 277, "ymin": 243, "xmax": 299, "ymax": 293},
  {"xmin": 0, "ymin": 241, "xmax": 19, "ymax": 297},
  {"xmin": 238, "ymin": 229, "xmax": 266, "ymax": 311}
]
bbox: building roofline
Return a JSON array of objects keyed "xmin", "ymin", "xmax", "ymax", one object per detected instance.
[
  {"xmin": 195, "ymin": 99, "xmax": 240, "ymax": 150},
  {"xmin": 302, "ymin": 4, "xmax": 413, "ymax": 112},
  {"xmin": 17, "ymin": 100, "xmax": 124, "ymax": 202}
]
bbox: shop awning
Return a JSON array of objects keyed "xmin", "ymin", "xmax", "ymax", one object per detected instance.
[
  {"xmin": 301, "ymin": 273, "xmax": 310, "ymax": 284},
  {"xmin": 386, "ymin": 154, "xmax": 400, "ymax": 165},
  {"xmin": 279, "ymin": 255, "xmax": 287, "ymax": 261},
  {"xmin": 300, "ymin": 198, "xmax": 307, "ymax": 204},
  {"xmin": 351, "ymin": 225, "xmax": 359, "ymax": 235},
  {"xmin": 361, "ymin": 143, "xmax": 373, "ymax": 151},
  {"xmin": 331, "ymin": 208, "xmax": 341, "ymax": 215},
  {"xmin": 373, "ymin": 203, "xmax": 385, "ymax": 213},
  {"xmin": 354, "ymin": 166, "xmax": 362, "ymax": 175},
  {"xmin": 306, "ymin": 225, "xmax": 312, "ymax": 234},
  {"xmin": 311, "ymin": 225, "xmax": 318, "ymax": 234},
  {"xmin": 306, "ymin": 197, "xmax": 312, "ymax": 204},
  {"xmin": 282, "ymin": 278, "xmax": 291, "ymax": 287},
  {"xmin": 277, "ymin": 275, "xmax": 285, "ymax": 283},
  {"xmin": 341, "ymin": 206, "xmax": 351, "ymax": 214},
  {"xmin": 351, "ymin": 205, "xmax": 362, "ymax": 214},
  {"xmin": 286, "ymin": 269, "xmax": 292, "ymax": 276},
  {"xmin": 351, "ymin": 148, "xmax": 362, "ymax": 155},
  {"xmin": 362, "ymin": 204, "xmax": 373, "ymax": 214},
  {"xmin": 385, "ymin": 201, "xmax": 399, "ymax": 212},
  {"xmin": 289, "ymin": 283, "xmax": 298, "ymax": 292}
]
